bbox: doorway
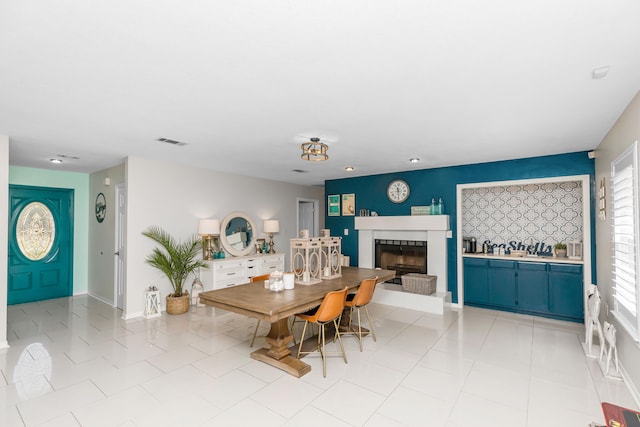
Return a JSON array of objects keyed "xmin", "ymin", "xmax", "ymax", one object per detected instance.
[
  {"xmin": 297, "ymin": 198, "xmax": 319, "ymax": 237},
  {"xmin": 114, "ymin": 183, "xmax": 126, "ymax": 310},
  {"xmin": 8, "ymin": 185, "xmax": 74, "ymax": 304}
]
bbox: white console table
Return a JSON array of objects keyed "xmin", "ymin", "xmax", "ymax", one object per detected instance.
[{"xmin": 199, "ymin": 253, "xmax": 285, "ymax": 290}]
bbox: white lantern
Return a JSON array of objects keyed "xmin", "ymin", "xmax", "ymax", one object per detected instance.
[
  {"xmin": 144, "ymin": 288, "xmax": 161, "ymax": 319},
  {"xmin": 567, "ymin": 241, "xmax": 583, "ymax": 260},
  {"xmin": 191, "ymin": 278, "xmax": 204, "ymax": 307}
]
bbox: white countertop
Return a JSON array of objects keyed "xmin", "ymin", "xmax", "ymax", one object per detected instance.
[{"xmin": 463, "ymin": 253, "xmax": 583, "ymax": 265}]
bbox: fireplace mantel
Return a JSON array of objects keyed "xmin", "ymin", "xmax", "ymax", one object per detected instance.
[
  {"xmin": 354, "ymin": 215, "xmax": 451, "ymax": 313},
  {"xmin": 355, "ymin": 215, "xmax": 450, "ymax": 232}
]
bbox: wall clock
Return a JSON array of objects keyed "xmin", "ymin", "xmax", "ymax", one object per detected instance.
[
  {"xmin": 95, "ymin": 193, "xmax": 106, "ymax": 223},
  {"xmin": 387, "ymin": 179, "xmax": 410, "ymax": 203}
]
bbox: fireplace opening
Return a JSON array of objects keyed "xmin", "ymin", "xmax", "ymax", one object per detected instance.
[{"xmin": 375, "ymin": 239, "xmax": 427, "ymax": 285}]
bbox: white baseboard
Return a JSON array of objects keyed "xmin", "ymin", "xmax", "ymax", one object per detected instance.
[
  {"xmin": 0, "ymin": 340, "xmax": 9, "ymax": 350},
  {"xmin": 122, "ymin": 311, "xmax": 143, "ymax": 320},
  {"xmin": 619, "ymin": 362, "xmax": 640, "ymax": 409},
  {"xmin": 87, "ymin": 292, "xmax": 114, "ymax": 307}
]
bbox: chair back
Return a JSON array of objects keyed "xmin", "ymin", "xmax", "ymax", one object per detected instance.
[
  {"xmin": 351, "ymin": 277, "xmax": 378, "ymax": 307},
  {"xmin": 315, "ymin": 287, "xmax": 348, "ymax": 323},
  {"xmin": 250, "ymin": 273, "xmax": 271, "ymax": 283}
]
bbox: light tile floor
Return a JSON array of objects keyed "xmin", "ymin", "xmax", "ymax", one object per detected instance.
[{"xmin": 1, "ymin": 295, "xmax": 638, "ymax": 426}]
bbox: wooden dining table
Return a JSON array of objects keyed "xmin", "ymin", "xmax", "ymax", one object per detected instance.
[{"xmin": 198, "ymin": 266, "xmax": 395, "ymax": 377}]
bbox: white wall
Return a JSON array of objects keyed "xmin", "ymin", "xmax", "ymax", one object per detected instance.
[
  {"xmin": 0, "ymin": 135, "xmax": 9, "ymax": 349},
  {"xmin": 88, "ymin": 164, "xmax": 125, "ymax": 304},
  {"xmin": 595, "ymin": 89, "xmax": 640, "ymax": 400},
  {"xmin": 123, "ymin": 156, "xmax": 324, "ymax": 318}
]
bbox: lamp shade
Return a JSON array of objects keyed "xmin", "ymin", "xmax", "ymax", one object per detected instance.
[
  {"xmin": 199, "ymin": 219, "xmax": 220, "ymax": 235},
  {"xmin": 263, "ymin": 219, "xmax": 280, "ymax": 234}
]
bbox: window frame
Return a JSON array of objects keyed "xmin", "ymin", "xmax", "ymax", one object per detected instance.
[{"xmin": 611, "ymin": 141, "xmax": 640, "ymax": 342}]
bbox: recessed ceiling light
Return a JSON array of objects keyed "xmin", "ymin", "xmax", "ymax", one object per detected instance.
[
  {"xmin": 49, "ymin": 158, "xmax": 63, "ymax": 164},
  {"xmin": 592, "ymin": 66, "xmax": 609, "ymax": 79},
  {"xmin": 409, "ymin": 158, "xmax": 420, "ymax": 163},
  {"xmin": 345, "ymin": 166, "xmax": 355, "ymax": 171}
]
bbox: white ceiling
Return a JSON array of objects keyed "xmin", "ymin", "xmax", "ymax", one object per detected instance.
[{"xmin": 2, "ymin": 1, "xmax": 640, "ymax": 186}]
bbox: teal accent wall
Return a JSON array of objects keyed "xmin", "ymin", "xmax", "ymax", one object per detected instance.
[
  {"xmin": 9, "ymin": 166, "xmax": 89, "ymax": 294},
  {"xmin": 325, "ymin": 151, "xmax": 596, "ymax": 303}
]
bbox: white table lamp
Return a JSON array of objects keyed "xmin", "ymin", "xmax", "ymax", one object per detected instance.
[{"xmin": 264, "ymin": 219, "xmax": 280, "ymax": 254}]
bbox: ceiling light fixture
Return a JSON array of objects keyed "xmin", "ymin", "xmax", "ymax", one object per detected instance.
[
  {"xmin": 409, "ymin": 158, "xmax": 420, "ymax": 163},
  {"xmin": 301, "ymin": 137, "xmax": 329, "ymax": 161},
  {"xmin": 345, "ymin": 166, "xmax": 355, "ymax": 171},
  {"xmin": 49, "ymin": 158, "xmax": 63, "ymax": 164}
]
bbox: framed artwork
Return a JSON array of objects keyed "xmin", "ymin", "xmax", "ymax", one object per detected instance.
[
  {"xmin": 328, "ymin": 194, "xmax": 340, "ymax": 216},
  {"xmin": 342, "ymin": 193, "xmax": 355, "ymax": 216},
  {"xmin": 95, "ymin": 193, "xmax": 106, "ymax": 223}
]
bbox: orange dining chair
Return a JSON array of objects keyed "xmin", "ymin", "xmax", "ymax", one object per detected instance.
[
  {"xmin": 295, "ymin": 286, "xmax": 349, "ymax": 377},
  {"xmin": 341, "ymin": 277, "xmax": 378, "ymax": 351},
  {"xmin": 248, "ymin": 273, "xmax": 271, "ymax": 347}
]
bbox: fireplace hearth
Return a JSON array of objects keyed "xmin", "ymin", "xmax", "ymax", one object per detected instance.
[{"xmin": 375, "ymin": 239, "xmax": 427, "ymax": 284}]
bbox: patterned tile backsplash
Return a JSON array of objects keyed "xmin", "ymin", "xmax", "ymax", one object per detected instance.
[{"xmin": 462, "ymin": 181, "xmax": 583, "ymax": 253}]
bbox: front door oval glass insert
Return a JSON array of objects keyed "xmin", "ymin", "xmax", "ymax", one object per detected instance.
[{"xmin": 16, "ymin": 202, "xmax": 56, "ymax": 260}]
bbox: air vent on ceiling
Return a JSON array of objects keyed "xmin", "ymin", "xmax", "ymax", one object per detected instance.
[
  {"xmin": 292, "ymin": 169, "xmax": 309, "ymax": 173},
  {"xmin": 156, "ymin": 137, "xmax": 188, "ymax": 146}
]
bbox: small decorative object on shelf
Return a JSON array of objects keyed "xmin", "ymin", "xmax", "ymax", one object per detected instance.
[
  {"xmin": 290, "ymin": 238, "xmax": 323, "ymax": 285},
  {"xmin": 554, "ymin": 243, "xmax": 567, "ymax": 258},
  {"xmin": 567, "ymin": 241, "xmax": 583, "ymax": 259},
  {"xmin": 144, "ymin": 286, "xmax": 161, "ymax": 319}
]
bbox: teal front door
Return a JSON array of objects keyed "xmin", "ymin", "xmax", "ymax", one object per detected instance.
[{"xmin": 8, "ymin": 185, "xmax": 74, "ymax": 305}]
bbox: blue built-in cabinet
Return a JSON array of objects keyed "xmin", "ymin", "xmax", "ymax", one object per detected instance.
[
  {"xmin": 463, "ymin": 257, "xmax": 583, "ymax": 322},
  {"xmin": 325, "ymin": 151, "xmax": 596, "ymax": 304}
]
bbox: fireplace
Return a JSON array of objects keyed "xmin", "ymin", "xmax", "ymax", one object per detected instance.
[{"xmin": 375, "ymin": 239, "xmax": 427, "ymax": 284}]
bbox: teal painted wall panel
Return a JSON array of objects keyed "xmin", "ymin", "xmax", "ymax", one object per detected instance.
[
  {"xmin": 9, "ymin": 166, "xmax": 89, "ymax": 294},
  {"xmin": 325, "ymin": 151, "xmax": 596, "ymax": 303}
]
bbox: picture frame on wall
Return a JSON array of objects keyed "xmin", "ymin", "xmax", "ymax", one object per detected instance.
[
  {"xmin": 342, "ymin": 193, "xmax": 355, "ymax": 216},
  {"xmin": 328, "ymin": 194, "xmax": 340, "ymax": 217}
]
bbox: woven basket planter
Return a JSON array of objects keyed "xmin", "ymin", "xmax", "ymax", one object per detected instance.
[
  {"xmin": 166, "ymin": 292, "xmax": 190, "ymax": 315},
  {"xmin": 401, "ymin": 273, "xmax": 436, "ymax": 295}
]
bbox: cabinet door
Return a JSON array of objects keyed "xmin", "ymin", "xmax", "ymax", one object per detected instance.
[
  {"xmin": 517, "ymin": 262, "xmax": 549, "ymax": 313},
  {"xmin": 548, "ymin": 264, "xmax": 584, "ymax": 321},
  {"xmin": 463, "ymin": 258, "xmax": 489, "ymax": 305},
  {"xmin": 488, "ymin": 260, "xmax": 516, "ymax": 309}
]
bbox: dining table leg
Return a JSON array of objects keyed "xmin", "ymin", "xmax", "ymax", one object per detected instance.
[{"xmin": 250, "ymin": 317, "xmax": 312, "ymax": 377}]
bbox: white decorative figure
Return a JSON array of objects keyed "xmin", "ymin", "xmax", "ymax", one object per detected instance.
[
  {"xmin": 585, "ymin": 285, "xmax": 604, "ymax": 357},
  {"xmin": 601, "ymin": 321, "xmax": 620, "ymax": 375}
]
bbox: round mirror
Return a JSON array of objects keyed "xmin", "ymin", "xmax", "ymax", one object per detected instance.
[{"xmin": 219, "ymin": 211, "xmax": 257, "ymax": 257}]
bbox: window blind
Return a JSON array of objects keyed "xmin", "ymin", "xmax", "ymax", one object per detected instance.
[{"xmin": 611, "ymin": 141, "xmax": 640, "ymax": 340}]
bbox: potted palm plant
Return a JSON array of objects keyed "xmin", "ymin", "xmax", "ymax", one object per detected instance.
[{"xmin": 143, "ymin": 226, "xmax": 208, "ymax": 314}]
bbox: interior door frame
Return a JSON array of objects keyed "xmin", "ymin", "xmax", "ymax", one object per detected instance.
[
  {"xmin": 296, "ymin": 198, "xmax": 320, "ymax": 237},
  {"xmin": 114, "ymin": 183, "xmax": 126, "ymax": 310}
]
